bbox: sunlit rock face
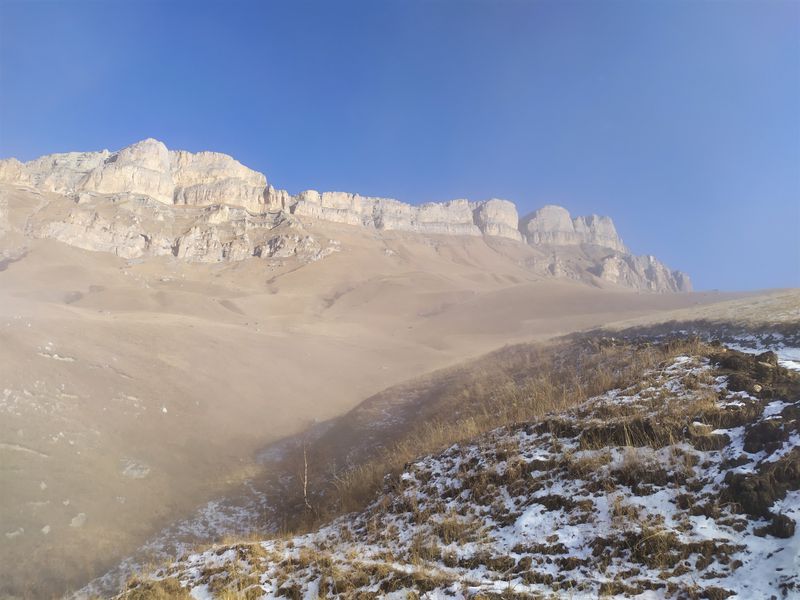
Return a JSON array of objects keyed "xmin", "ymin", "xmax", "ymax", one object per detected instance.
[
  {"xmin": 518, "ymin": 205, "xmax": 691, "ymax": 291},
  {"xmin": 290, "ymin": 192, "xmax": 518, "ymax": 238},
  {"xmin": 290, "ymin": 190, "xmax": 369, "ymax": 227},
  {"xmin": 520, "ymin": 205, "xmax": 626, "ymax": 252},
  {"xmin": 0, "ymin": 140, "xmax": 525, "ymax": 241},
  {"xmin": 0, "ymin": 139, "xmax": 690, "ymax": 291},
  {"xmin": 0, "ymin": 139, "xmax": 269, "ymax": 211},
  {"xmin": 82, "ymin": 139, "xmax": 174, "ymax": 203},
  {"xmin": 592, "ymin": 253, "xmax": 692, "ymax": 293},
  {"xmin": 472, "ymin": 199, "xmax": 522, "ymax": 241},
  {"xmin": 573, "ymin": 214, "xmax": 626, "ymax": 252},
  {"xmin": 171, "ymin": 149, "xmax": 268, "ymax": 213},
  {"xmin": 1, "ymin": 151, "xmax": 110, "ymax": 195}
]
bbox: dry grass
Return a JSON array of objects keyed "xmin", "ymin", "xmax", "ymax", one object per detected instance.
[
  {"xmin": 565, "ymin": 449, "xmax": 612, "ymax": 478},
  {"xmin": 122, "ymin": 336, "xmax": 722, "ymax": 600},
  {"xmin": 120, "ymin": 577, "xmax": 192, "ymax": 599},
  {"xmin": 274, "ymin": 336, "xmax": 711, "ymax": 533},
  {"xmin": 123, "ymin": 336, "xmax": 796, "ymax": 600}
]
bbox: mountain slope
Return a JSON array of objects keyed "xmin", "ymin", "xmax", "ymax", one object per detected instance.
[
  {"xmin": 124, "ymin": 344, "xmax": 800, "ymax": 599},
  {"xmin": 0, "ymin": 220, "xmax": 728, "ymax": 599}
]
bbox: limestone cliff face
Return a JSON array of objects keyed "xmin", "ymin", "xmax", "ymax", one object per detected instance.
[
  {"xmin": 517, "ymin": 204, "xmax": 690, "ymax": 291},
  {"xmin": 472, "ymin": 199, "xmax": 522, "ymax": 242},
  {"xmin": 19, "ymin": 190, "xmax": 339, "ymax": 264},
  {"xmin": 0, "ymin": 139, "xmax": 690, "ymax": 291},
  {"xmin": 574, "ymin": 215, "xmax": 626, "ymax": 252},
  {"xmin": 0, "ymin": 193, "xmax": 7, "ymax": 234},
  {"xmin": 592, "ymin": 254, "xmax": 692, "ymax": 293},
  {"xmin": 0, "ymin": 140, "xmax": 521, "ymax": 240},
  {"xmin": 520, "ymin": 205, "xmax": 627, "ymax": 252},
  {"xmin": 0, "ymin": 139, "xmax": 271, "ymax": 213},
  {"xmin": 2, "ymin": 151, "xmax": 109, "ymax": 194},
  {"xmin": 170, "ymin": 148, "xmax": 268, "ymax": 212},
  {"xmin": 289, "ymin": 192, "xmax": 520, "ymax": 238},
  {"xmin": 82, "ymin": 139, "xmax": 174, "ymax": 203}
]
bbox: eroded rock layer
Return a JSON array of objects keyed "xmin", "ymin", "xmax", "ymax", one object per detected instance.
[{"xmin": 0, "ymin": 139, "xmax": 690, "ymax": 291}]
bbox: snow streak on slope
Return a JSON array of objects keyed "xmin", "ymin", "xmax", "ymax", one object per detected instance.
[{"xmin": 126, "ymin": 347, "xmax": 800, "ymax": 599}]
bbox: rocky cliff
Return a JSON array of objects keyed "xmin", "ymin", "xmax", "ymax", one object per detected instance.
[
  {"xmin": 520, "ymin": 204, "xmax": 626, "ymax": 252},
  {"xmin": 0, "ymin": 139, "xmax": 690, "ymax": 291}
]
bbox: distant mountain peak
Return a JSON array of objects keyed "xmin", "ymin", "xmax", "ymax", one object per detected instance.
[{"xmin": 0, "ymin": 140, "xmax": 690, "ymax": 292}]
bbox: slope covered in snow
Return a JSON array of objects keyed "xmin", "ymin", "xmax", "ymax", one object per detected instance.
[{"xmin": 122, "ymin": 344, "xmax": 800, "ymax": 599}]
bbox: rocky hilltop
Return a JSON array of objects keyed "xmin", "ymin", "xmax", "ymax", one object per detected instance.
[
  {"xmin": 521, "ymin": 204, "xmax": 626, "ymax": 252},
  {"xmin": 0, "ymin": 139, "xmax": 690, "ymax": 292}
]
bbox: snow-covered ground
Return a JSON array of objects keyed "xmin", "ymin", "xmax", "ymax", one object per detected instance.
[
  {"xmin": 617, "ymin": 324, "xmax": 800, "ymax": 372},
  {"xmin": 124, "ymin": 346, "xmax": 800, "ymax": 599}
]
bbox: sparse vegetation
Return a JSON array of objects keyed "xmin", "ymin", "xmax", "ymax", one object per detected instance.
[
  {"xmin": 278, "ymin": 336, "xmax": 711, "ymax": 533},
  {"xmin": 120, "ymin": 576, "xmax": 192, "ymax": 599},
  {"xmin": 121, "ymin": 337, "xmax": 800, "ymax": 599}
]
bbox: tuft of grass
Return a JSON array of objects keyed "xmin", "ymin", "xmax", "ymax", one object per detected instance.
[
  {"xmin": 276, "ymin": 337, "xmax": 713, "ymax": 534},
  {"xmin": 120, "ymin": 577, "xmax": 192, "ymax": 600}
]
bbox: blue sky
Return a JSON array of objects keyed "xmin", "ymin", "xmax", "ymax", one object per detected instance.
[{"xmin": 1, "ymin": 0, "xmax": 798, "ymax": 290}]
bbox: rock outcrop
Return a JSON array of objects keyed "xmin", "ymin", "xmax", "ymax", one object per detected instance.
[
  {"xmin": 0, "ymin": 140, "xmax": 521, "ymax": 240},
  {"xmin": 0, "ymin": 139, "xmax": 271, "ymax": 213},
  {"xmin": 473, "ymin": 199, "xmax": 522, "ymax": 241},
  {"xmin": 518, "ymin": 204, "xmax": 689, "ymax": 291},
  {"xmin": 19, "ymin": 190, "xmax": 338, "ymax": 264},
  {"xmin": 520, "ymin": 205, "xmax": 626, "ymax": 252},
  {"xmin": 0, "ymin": 193, "xmax": 7, "ymax": 234},
  {"xmin": 0, "ymin": 139, "xmax": 691, "ymax": 291},
  {"xmin": 591, "ymin": 253, "xmax": 691, "ymax": 293},
  {"xmin": 287, "ymin": 192, "xmax": 521, "ymax": 238}
]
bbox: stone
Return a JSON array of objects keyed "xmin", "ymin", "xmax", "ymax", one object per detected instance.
[
  {"xmin": 291, "ymin": 190, "xmax": 366, "ymax": 226},
  {"xmin": 762, "ymin": 513, "xmax": 796, "ymax": 538},
  {"xmin": 0, "ymin": 158, "xmax": 25, "ymax": 183},
  {"xmin": 472, "ymin": 199, "xmax": 522, "ymax": 241},
  {"xmin": 173, "ymin": 225, "xmax": 250, "ymax": 263},
  {"xmin": 291, "ymin": 193, "xmax": 489, "ymax": 237},
  {"xmin": 521, "ymin": 205, "xmax": 576, "ymax": 244},
  {"xmin": 592, "ymin": 253, "xmax": 691, "ymax": 293},
  {"xmin": 2, "ymin": 138, "xmax": 272, "ymax": 212},
  {"xmin": 69, "ymin": 513, "xmax": 87, "ymax": 528},
  {"xmin": 255, "ymin": 234, "xmax": 321, "ymax": 259},
  {"xmin": 520, "ymin": 205, "xmax": 626, "ymax": 252},
  {"xmin": 0, "ymin": 193, "xmax": 7, "ymax": 234},
  {"xmin": 413, "ymin": 199, "xmax": 479, "ymax": 236},
  {"xmin": 171, "ymin": 149, "xmax": 268, "ymax": 212},
  {"xmin": 0, "ymin": 138, "xmax": 691, "ymax": 291},
  {"xmin": 82, "ymin": 139, "xmax": 174, "ymax": 203},
  {"xmin": 573, "ymin": 215, "xmax": 626, "ymax": 252}
]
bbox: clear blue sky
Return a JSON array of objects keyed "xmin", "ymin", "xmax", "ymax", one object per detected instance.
[{"xmin": 1, "ymin": 0, "xmax": 798, "ymax": 290}]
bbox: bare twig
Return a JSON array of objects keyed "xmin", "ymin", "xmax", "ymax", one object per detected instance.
[{"xmin": 303, "ymin": 441, "xmax": 313, "ymax": 511}]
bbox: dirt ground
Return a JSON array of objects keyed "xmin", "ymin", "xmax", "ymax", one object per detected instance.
[{"xmin": 0, "ymin": 209, "xmax": 747, "ymax": 598}]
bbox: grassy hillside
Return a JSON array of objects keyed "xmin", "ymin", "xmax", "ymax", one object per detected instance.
[{"xmin": 117, "ymin": 331, "xmax": 800, "ymax": 598}]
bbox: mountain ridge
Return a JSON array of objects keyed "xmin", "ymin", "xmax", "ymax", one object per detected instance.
[{"xmin": 0, "ymin": 138, "xmax": 691, "ymax": 292}]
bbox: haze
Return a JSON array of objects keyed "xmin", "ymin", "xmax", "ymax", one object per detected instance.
[
  {"xmin": 1, "ymin": 0, "xmax": 798, "ymax": 290},
  {"xmin": 1, "ymin": 2, "xmax": 799, "ymax": 599}
]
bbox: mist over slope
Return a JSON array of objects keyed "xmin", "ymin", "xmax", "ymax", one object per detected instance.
[
  {"xmin": 121, "ymin": 342, "xmax": 800, "ymax": 599},
  {"xmin": 0, "ymin": 214, "xmax": 725, "ymax": 598},
  {"xmin": 0, "ymin": 140, "xmax": 758, "ymax": 599}
]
